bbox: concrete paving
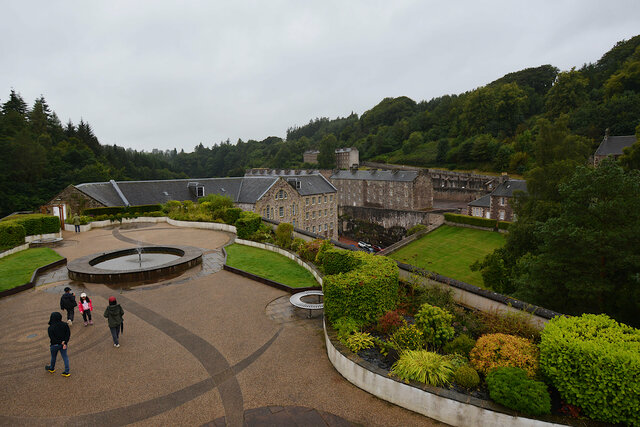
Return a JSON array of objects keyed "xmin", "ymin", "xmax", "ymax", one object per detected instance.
[{"xmin": 0, "ymin": 224, "xmax": 444, "ymax": 426}]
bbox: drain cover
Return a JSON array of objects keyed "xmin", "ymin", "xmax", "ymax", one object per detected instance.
[{"xmin": 27, "ymin": 333, "xmax": 37, "ymax": 339}]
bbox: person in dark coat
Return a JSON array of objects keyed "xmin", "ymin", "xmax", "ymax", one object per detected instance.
[
  {"xmin": 60, "ymin": 287, "xmax": 77, "ymax": 326},
  {"xmin": 45, "ymin": 312, "xmax": 71, "ymax": 377},
  {"xmin": 104, "ymin": 296, "xmax": 124, "ymax": 348}
]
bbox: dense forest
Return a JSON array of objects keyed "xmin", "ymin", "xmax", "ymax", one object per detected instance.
[{"xmin": 1, "ymin": 35, "xmax": 639, "ymax": 218}]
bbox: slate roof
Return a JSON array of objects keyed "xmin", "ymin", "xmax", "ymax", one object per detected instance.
[
  {"xmin": 331, "ymin": 170, "xmax": 418, "ymax": 182},
  {"xmin": 594, "ymin": 135, "xmax": 637, "ymax": 156},
  {"xmin": 335, "ymin": 147, "xmax": 357, "ymax": 153},
  {"xmin": 467, "ymin": 194, "xmax": 491, "ymax": 207},
  {"xmin": 491, "ymin": 179, "xmax": 527, "ymax": 197},
  {"xmin": 74, "ymin": 174, "xmax": 334, "ymax": 207}
]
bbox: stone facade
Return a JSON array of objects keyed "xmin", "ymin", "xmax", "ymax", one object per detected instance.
[
  {"xmin": 335, "ymin": 147, "xmax": 359, "ymax": 169},
  {"xmin": 331, "ymin": 171, "xmax": 432, "ymax": 211},
  {"xmin": 43, "ymin": 185, "xmax": 105, "ymax": 217},
  {"xmin": 303, "ymin": 150, "xmax": 319, "ymax": 164},
  {"xmin": 490, "ymin": 195, "xmax": 515, "ymax": 222}
]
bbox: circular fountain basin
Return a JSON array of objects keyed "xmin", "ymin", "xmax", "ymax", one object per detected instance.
[{"xmin": 67, "ymin": 246, "xmax": 202, "ymax": 284}]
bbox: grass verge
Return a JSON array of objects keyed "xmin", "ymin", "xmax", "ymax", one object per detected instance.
[
  {"xmin": 0, "ymin": 248, "xmax": 63, "ymax": 291},
  {"xmin": 225, "ymin": 244, "xmax": 318, "ymax": 288},
  {"xmin": 389, "ymin": 225, "xmax": 505, "ymax": 288}
]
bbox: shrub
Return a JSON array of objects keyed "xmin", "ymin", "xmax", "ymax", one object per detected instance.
[
  {"xmin": 345, "ymin": 332, "xmax": 375, "ymax": 353},
  {"xmin": 406, "ymin": 224, "xmax": 427, "ymax": 236},
  {"xmin": 539, "ymin": 314, "xmax": 640, "ymax": 425},
  {"xmin": 323, "ymin": 251, "xmax": 399, "ymax": 325},
  {"xmin": 391, "ymin": 350, "xmax": 454, "ymax": 387},
  {"xmin": 443, "ymin": 334, "xmax": 476, "ymax": 358},
  {"xmin": 290, "ymin": 237, "xmax": 305, "ymax": 253},
  {"xmin": 83, "ymin": 206, "xmax": 125, "ymax": 216},
  {"xmin": 444, "ymin": 213, "xmax": 511, "ymax": 230},
  {"xmin": 332, "ymin": 316, "xmax": 363, "ymax": 342},
  {"xmin": 221, "ymin": 207, "xmax": 242, "ymax": 225},
  {"xmin": 248, "ymin": 223, "xmax": 274, "ymax": 243},
  {"xmin": 453, "ymin": 364, "xmax": 480, "ymax": 389},
  {"xmin": 297, "ymin": 238, "xmax": 324, "ymax": 263},
  {"xmin": 415, "ymin": 304, "xmax": 455, "ymax": 349},
  {"xmin": 322, "ymin": 249, "xmax": 361, "ymax": 275},
  {"xmin": 2, "ymin": 214, "xmax": 60, "ymax": 235},
  {"xmin": 275, "ymin": 223, "xmax": 293, "ymax": 249},
  {"xmin": 0, "ymin": 222, "xmax": 26, "ymax": 249},
  {"xmin": 486, "ymin": 367, "xmax": 551, "ymax": 416},
  {"xmin": 480, "ymin": 309, "xmax": 542, "ymax": 342},
  {"xmin": 470, "ymin": 333, "xmax": 539, "ymax": 377},
  {"xmin": 235, "ymin": 211, "xmax": 262, "ymax": 239},
  {"xmin": 314, "ymin": 239, "xmax": 333, "ymax": 265},
  {"xmin": 390, "ymin": 324, "xmax": 425, "ymax": 351},
  {"xmin": 197, "ymin": 194, "xmax": 234, "ymax": 209},
  {"xmin": 376, "ymin": 309, "xmax": 406, "ymax": 335}
]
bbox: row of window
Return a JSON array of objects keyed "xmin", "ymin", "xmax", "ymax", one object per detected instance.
[
  {"xmin": 306, "ymin": 223, "xmax": 334, "ymax": 233},
  {"xmin": 275, "ymin": 190, "xmax": 288, "ymax": 200},
  {"xmin": 263, "ymin": 204, "xmax": 298, "ymax": 219},
  {"xmin": 305, "ymin": 194, "xmax": 333, "ymax": 206},
  {"xmin": 305, "ymin": 208, "xmax": 333, "ymax": 219}
]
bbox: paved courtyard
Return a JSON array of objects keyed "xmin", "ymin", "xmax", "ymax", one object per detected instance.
[{"xmin": 0, "ymin": 223, "xmax": 442, "ymax": 426}]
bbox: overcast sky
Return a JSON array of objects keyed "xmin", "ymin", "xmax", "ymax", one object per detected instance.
[{"xmin": 2, "ymin": 1, "xmax": 639, "ymax": 152}]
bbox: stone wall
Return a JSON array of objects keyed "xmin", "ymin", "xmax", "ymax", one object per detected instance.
[{"xmin": 45, "ymin": 185, "xmax": 105, "ymax": 217}]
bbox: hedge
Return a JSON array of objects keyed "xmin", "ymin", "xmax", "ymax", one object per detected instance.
[
  {"xmin": 0, "ymin": 222, "xmax": 26, "ymax": 249},
  {"xmin": 83, "ymin": 204, "xmax": 163, "ymax": 216},
  {"xmin": 1, "ymin": 214, "xmax": 60, "ymax": 236},
  {"xmin": 539, "ymin": 314, "xmax": 640, "ymax": 425},
  {"xmin": 322, "ymin": 248, "xmax": 361, "ymax": 275},
  {"xmin": 444, "ymin": 213, "xmax": 511, "ymax": 230},
  {"xmin": 486, "ymin": 367, "xmax": 551, "ymax": 416},
  {"xmin": 324, "ymin": 251, "xmax": 399, "ymax": 325},
  {"xmin": 235, "ymin": 211, "xmax": 262, "ymax": 239}
]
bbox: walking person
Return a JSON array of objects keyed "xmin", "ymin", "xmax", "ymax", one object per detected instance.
[
  {"xmin": 104, "ymin": 296, "xmax": 124, "ymax": 348},
  {"xmin": 45, "ymin": 312, "xmax": 71, "ymax": 377},
  {"xmin": 72, "ymin": 215, "xmax": 81, "ymax": 233},
  {"xmin": 78, "ymin": 293, "xmax": 93, "ymax": 326},
  {"xmin": 60, "ymin": 287, "xmax": 77, "ymax": 326}
]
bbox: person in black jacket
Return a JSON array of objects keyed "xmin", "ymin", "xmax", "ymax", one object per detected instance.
[
  {"xmin": 45, "ymin": 312, "xmax": 71, "ymax": 377},
  {"xmin": 60, "ymin": 287, "xmax": 77, "ymax": 326},
  {"xmin": 104, "ymin": 296, "xmax": 124, "ymax": 347}
]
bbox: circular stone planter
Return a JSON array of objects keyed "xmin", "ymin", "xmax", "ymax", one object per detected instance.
[{"xmin": 67, "ymin": 245, "xmax": 202, "ymax": 284}]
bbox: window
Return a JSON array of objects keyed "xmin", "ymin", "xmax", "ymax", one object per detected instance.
[
  {"xmin": 292, "ymin": 219, "xmax": 296, "ymax": 227},
  {"xmin": 499, "ymin": 197, "xmax": 506, "ymax": 206},
  {"xmin": 330, "ymin": 195, "xmax": 333, "ymax": 202},
  {"xmin": 312, "ymin": 226, "xmax": 316, "ymax": 233},
  {"xmin": 472, "ymin": 207, "xmax": 482, "ymax": 217},
  {"xmin": 305, "ymin": 212, "xmax": 309, "ymax": 219},
  {"xmin": 324, "ymin": 195, "xmax": 327, "ymax": 203},
  {"xmin": 324, "ymin": 209, "xmax": 327, "ymax": 216},
  {"xmin": 306, "ymin": 227, "xmax": 309, "ymax": 231},
  {"xmin": 196, "ymin": 186, "xmax": 205, "ymax": 197},
  {"xmin": 312, "ymin": 211, "xmax": 316, "ymax": 218},
  {"xmin": 279, "ymin": 206, "xmax": 284, "ymax": 217},
  {"xmin": 306, "ymin": 198, "xmax": 309, "ymax": 206},
  {"xmin": 499, "ymin": 210, "xmax": 505, "ymax": 220},
  {"xmin": 284, "ymin": 192, "xmax": 287, "ymax": 199},
  {"xmin": 330, "ymin": 207, "xmax": 333, "ymax": 214},
  {"xmin": 324, "ymin": 224, "xmax": 328, "ymax": 231},
  {"xmin": 266, "ymin": 205, "xmax": 270, "ymax": 219},
  {"xmin": 292, "ymin": 204, "xmax": 296, "ymax": 215},
  {"xmin": 485, "ymin": 211, "xmax": 491, "ymax": 219},
  {"xmin": 312, "ymin": 197, "xmax": 316, "ymax": 205},
  {"xmin": 330, "ymin": 222, "xmax": 333, "ymax": 229}
]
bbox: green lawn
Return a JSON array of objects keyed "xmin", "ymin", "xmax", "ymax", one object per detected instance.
[
  {"xmin": 389, "ymin": 225, "xmax": 505, "ymax": 288},
  {"xmin": 225, "ymin": 244, "xmax": 318, "ymax": 288},
  {"xmin": 0, "ymin": 248, "xmax": 63, "ymax": 291}
]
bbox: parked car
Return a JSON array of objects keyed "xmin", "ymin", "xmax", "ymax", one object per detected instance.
[
  {"xmin": 357, "ymin": 241, "xmax": 371, "ymax": 249},
  {"xmin": 371, "ymin": 244, "xmax": 383, "ymax": 252}
]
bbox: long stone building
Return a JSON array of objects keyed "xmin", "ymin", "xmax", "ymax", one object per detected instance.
[{"xmin": 46, "ymin": 172, "xmax": 338, "ymax": 239}]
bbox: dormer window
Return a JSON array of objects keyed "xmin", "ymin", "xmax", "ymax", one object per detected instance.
[{"xmin": 196, "ymin": 186, "xmax": 204, "ymax": 197}]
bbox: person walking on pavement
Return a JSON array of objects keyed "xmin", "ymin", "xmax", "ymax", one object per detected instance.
[
  {"xmin": 60, "ymin": 287, "xmax": 77, "ymax": 326},
  {"xmin": 45, "ymin": 312, "xmax": 71, "ymax": 377},
  {"xmin": 72, "ymin": 215, "xmax": 81, "ymax": 233},
  {"xmin": 78, "ymin": 292, "xmax": 93, "ymax": 326},
  {"xmin": 104, "ymin": 296, "xmax": 124, "ymax": 347}
]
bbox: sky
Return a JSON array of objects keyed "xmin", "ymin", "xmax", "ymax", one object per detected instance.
[{"xmin": 2, "ymin": 1, "xmax": 639, "ymax": 153}]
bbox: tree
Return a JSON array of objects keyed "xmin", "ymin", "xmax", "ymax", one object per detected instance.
[
  {"xmin": 514, "ymin": 160, "xmax": 640, "ymax": 327},
  {"xmin": 318, "ymin": 134, "xmax": 337, "ymax": 169},
  {"xmin": 618, "ymin": 124, "xmax": 640, "ymax": 170},
  {"xmin": 544, "ymin": 69, "xmax": 589, "ymax": 117}
]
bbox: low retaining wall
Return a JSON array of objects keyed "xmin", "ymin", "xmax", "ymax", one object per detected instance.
[
  {"xmin": 379, "ymin": 223, "xmax": 441, "ymax": 256},
  {"xmin": 0, "ymin": 243, "xmax": 30, "ymax": 259},
  {"xmin": 25, "ymin": 232, "xmax": 63, "ymax": 243},
  {"xmin": 324, "ymin": 320, "xmax": 564, "ymax": 427},
  {"xmin": 444, "ymin": 220, "xmax": 508, "ymax": 234},
  {"xmin": 65, "ymin": 217, "xmax": 237, "ymax": 234}
]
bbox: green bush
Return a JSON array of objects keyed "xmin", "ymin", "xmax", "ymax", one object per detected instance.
[
  {"xmin": 376, "ymin": 309, "xmax": 406, "ymax": 335},
  {"xmin": 406, "ymin": 224, "xmax": 427, "ymax": 236},
  {"xmin": 83, "ymin": 206, "xmax": 125, "ymax": 216},
  {"xmin": 314, "ymin": 239, "xmax": 333, "ymax": 265},
  {"xmin": 0, "ymin": 222, "xmax": 26, "ymax": 249},
  {"xmin": 2, "ymin": 214, "xmax": 60, "ymax": 235},
  {"xmin": 486, "ymin": 367, "xmax": 551, "ymax": 416},
  {"xmin": 539, "ymin": 314, "xmax": 640, "ymax": 425},
  {"xmin": 290, "ymin": 237, "xmax": 305, "ymax": 253},
  {"xmin": 83, "ymin": 204, "xmax": 162, "ymax": 216},
  {"xmin": 275, "ymin": 223, "xmax": 293, "ymax": 249},
  {"xmin": 235, "ymin": 211, "xmax": 262, "ymax": 239},
  {"xmin": 470, "ymin": 333, "xmax": 539, "ymax": 377},
  {"xmin": 444, "ymin": 213, "xmax": 511, "ymax": 230},
  {"xmin": 323, "ymin": 251, "xmax": 399, "ymax": 325},
  {"xmin": 322, "ymin": 249, "xmax": 361, "ymax": 275},
  {"xmin": 248, "ymin": 223, "xmax": 274, "ymax": 243},
  {"xmin": 345, "ymin": 332, "xmax": 375, "ymax": 353},
  {"xmin": 390, "ymin": 324, "xmax": 425, "ymax": 351},
  {"xmin": 332, "ymin": 316, "xmax": 363, "ymax": 342},
  {"xmin": 415, "ymin": 303, "xmax": 455, "ymax": 349},
  {"xmin": 221, "ymin": 207, "xmax": 242, "ymax": 225},
  {"xmin": 297, "ymin": 238, "xmax": 325, "ymax": 263},
  {"xmin": 443, "ymin": 334, "xmax": 476, "ymax": 358},
  {"xmin": 391, "ymin": 350, "xmax": 454, "ymax": 387},
  {"xmin": 197, "ymin": 194, "xmax": 234, "ymax": 209},
  {"xmin": 453, "ymin": 364, "xmax": 480, "ymax": 389}
]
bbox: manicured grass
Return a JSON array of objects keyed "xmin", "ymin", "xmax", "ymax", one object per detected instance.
[
  {"xmin": 0, "ymin": 248, "xmax": 63, "ymax": 291},
  {"xmin": 225, "ymin": 244, "xmax": 318, "ymax": 288},
  {"xmin": 389, "ymin": 225, "xmax": 505, "ymax": 288}
]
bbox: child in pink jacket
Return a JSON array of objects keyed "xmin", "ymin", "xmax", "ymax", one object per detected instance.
[{"xmin": 78, "ymin": 293, "xmax": 93, "ymax": 326}]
